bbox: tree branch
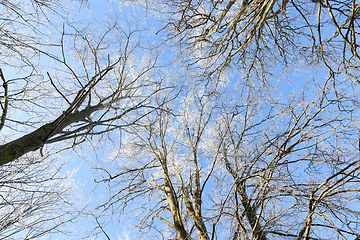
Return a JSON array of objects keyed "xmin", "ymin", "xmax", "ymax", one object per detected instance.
[{"xmin": 0, "ymin": 69, "xmax": 8, "ymax": 132}]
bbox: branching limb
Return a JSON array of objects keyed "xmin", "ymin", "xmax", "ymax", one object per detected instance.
[{"xmin": 0, "ymin": 69, "xmax": 8, "ymax": 132}]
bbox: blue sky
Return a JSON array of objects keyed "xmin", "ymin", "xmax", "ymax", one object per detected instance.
[{"xmin": 1, "ymin": 1, "xmax": 360, "ymax": 239}]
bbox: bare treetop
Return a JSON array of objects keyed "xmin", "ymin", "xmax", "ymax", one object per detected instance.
[{"xmin": 0, "ymin": 1, "xmax": 360, "ymax": 239}]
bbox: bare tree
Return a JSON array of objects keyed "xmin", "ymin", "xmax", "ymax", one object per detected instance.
[
  {"xmin": 91, "ymin": 68, "xmax": 360, "ymax": 239},
  {"xmin": 1, "ymin": 1, "xmax": 360, "ymax": 240},
  {"xmin": 0, "ymin": 1, "xmax": 170, "ymax": 238},
  {"xmin": 65, "ymin": 2, "xmax": 360, "ymax": 239},
  {"xmin": 0, "ymin": 153, "xmax": 77, "ymax": 240},
  {"xmin": 149, "ymin": 0, "xmax": 360, "ymax": 84}
]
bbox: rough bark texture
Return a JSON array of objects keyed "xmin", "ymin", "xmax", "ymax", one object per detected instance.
[{"xmin": 0, "ymin": 104, "xmax": 103, "ymax": 165}]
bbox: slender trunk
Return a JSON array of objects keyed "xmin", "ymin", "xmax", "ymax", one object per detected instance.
[{"xmin": 161, "ymin": 161, "xmax": 189, "ymax": 240}]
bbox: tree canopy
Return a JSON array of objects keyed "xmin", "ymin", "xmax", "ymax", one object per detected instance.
[{"xmin": 0, "ymin": 0, "xmax": 360, "ymax": 239}]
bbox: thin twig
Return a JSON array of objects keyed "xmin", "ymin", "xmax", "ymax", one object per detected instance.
[{"xmin": 47, "ymin": 72, "xmax": 71, "ymax": 105}]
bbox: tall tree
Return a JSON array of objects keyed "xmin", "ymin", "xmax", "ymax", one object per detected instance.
[
  {"xmin": 95, "ymin": 71, "xmax": 360, "ymax": 239},
  {"xmin": 1, "ymin": 0, "xmax": 360, "ymax": 239},
  {"xmin": 0, "ymin": 1, "xmax": 168, "ymax": 238},
  {"xmin": 86, "ymin": 0, "xmax": 360, "ymax": 239}
]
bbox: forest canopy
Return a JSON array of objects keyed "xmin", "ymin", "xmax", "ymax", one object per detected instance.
[{"xmin": 0, "ymin": 0, "xmax": 360, "ymax": 239}]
